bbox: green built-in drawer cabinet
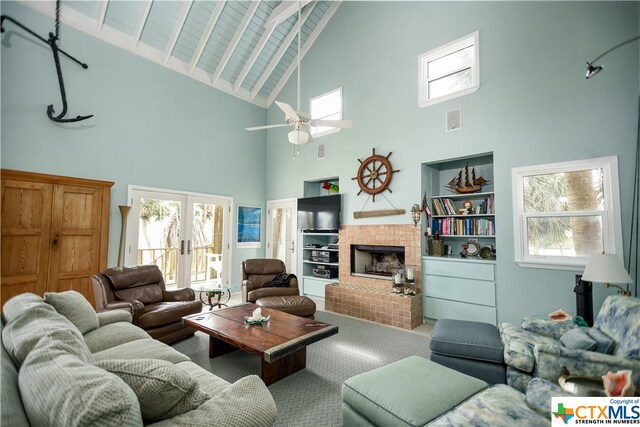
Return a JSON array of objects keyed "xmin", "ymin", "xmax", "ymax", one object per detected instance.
[{"xmin": 423, "ymin": 257, "xmax": 497, "ymax": 325}]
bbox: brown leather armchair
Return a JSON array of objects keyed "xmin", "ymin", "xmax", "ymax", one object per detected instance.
[
  {"xmin": 92, "ymin": 264, "xmax": 202, "ymax": 344},
  {"xmin": 241, "ymin": 259, "xmax": 299, "ymax": 303}
]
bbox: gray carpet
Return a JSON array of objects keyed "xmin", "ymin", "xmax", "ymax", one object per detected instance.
[{"xmin": 171, "ymin": 311, "xmax": 431, "ymax": 427}]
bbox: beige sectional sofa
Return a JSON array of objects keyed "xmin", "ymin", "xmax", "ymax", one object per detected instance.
[{"xmin": 1, "ymin": 291, "xmax": 277, "ymax": 426}]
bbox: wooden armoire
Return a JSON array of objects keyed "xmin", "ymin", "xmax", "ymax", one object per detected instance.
[{"xmin": 1, "ymin": 170, "xmax": 114, "ymax": 307}]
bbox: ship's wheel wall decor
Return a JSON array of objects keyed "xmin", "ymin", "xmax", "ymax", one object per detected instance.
[{"xmin": 351, "ymin": 148, "xmax": 400, "ymax": 202}]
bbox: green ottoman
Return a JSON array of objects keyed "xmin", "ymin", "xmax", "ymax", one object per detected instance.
[{"xmin": 342, "ymin": 356, "xmax": 488, "ymax": 427}]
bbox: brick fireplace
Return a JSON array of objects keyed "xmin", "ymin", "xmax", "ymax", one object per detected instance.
[{"xmin": 325, "ymin": 224, "xmax": 423, "ymax": 329}]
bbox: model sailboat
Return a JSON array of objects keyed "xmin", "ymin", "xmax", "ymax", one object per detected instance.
[{"xmin": 446, "ymin": 165, "xmax": 488, "ymax": 194}]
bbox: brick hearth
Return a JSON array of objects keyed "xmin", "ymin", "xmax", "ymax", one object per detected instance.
[{"xmin": 325, "ymin": 224, "xmax": 423, "ymax": 330}]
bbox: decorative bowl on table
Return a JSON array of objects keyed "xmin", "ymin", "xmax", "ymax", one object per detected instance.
[{"xmin": 244, "ymin": 315, "xmax": 270, "ymax": 325}]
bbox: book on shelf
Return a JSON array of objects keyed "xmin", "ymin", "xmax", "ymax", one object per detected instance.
[
  {"xmin": 431, "ymin": 217, "xmax": 495, "ymax": 236},
  {"xmin": 432, "ymin": 194, "xmax": 494, "ymax": 216}
]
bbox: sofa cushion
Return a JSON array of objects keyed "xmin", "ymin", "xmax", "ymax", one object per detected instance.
[
  {"xmin": 593, "ymin": 295, "xmax": 640, "ymax": 360},
  {"xmin": 343, "ymin": 356, "xmax": 487, "ymax": 427},
  {"xmin": 499, "ymin": 322, "xmax": 559, "ymax": 372},
  {"xmin": 1, "ymin": 322, "xmax": 30, "ymax": 427},
  {"xmin": 560, "ymin": 328, "xmax": 597, "ymax": 351},
  {"xmin": 95, "ymin": 359, "xmax": 209, "ymax": 422},
  {"xmin": 103, "ymin": 264, "xmax": 165, "ymax": 289},
  {"xmin": 149, "ymin": 362, "xmax": 277, "ymax": 427},
  {"xmin": 93, "ymin": 338, "xmax": 190, "ymax": 364},
  {"xmin": 19, "ymin": 329, "xmax": 142, "ymax": 427},
  {"xmin": 430, "ymin": 319, "xmax": 504, "ymax": 363},
  {"xmin": 2, "ymin": 296, "xmax": 92, "ymax": 368},
  {"xmin": 586, "ymin": 327, "xmax": 616, "ymax": 355},
  {"xmin": 428, "ymin": 384, "xmax": 549, "ymax": 426},
  {"xmin": 83, "ymin": 321, "xmax": 151, "ymax": 353},
  {"xmin": 521, "ymin": 315, "xmax": 575, "ymax": 340},
  {"xmin": 2, "ymin": 293, "xmax": 56, "ymax": 324},
  {"xmin": 524, "ymin": 378, "xmax": 573, "ymax": 416},
  {"xmin": 44, "ymin": 290, "xmax": 100, "ymax": 334},
  {"xmin": 137, "ymin": 301, "xmax": 203, "ymax": 329},
  {"xmin": 97, "ymin": 309, "xmax": 133, "ymax": 326}
]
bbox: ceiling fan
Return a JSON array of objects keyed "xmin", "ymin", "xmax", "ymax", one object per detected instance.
[{"xmin": 245, "ymin": 1, "xmax": 353, "ymax": 147}]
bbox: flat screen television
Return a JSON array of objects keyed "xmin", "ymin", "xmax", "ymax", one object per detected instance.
[{"xmin": 297, "ymin": 194, "xmax": 341, "ymax": 232}]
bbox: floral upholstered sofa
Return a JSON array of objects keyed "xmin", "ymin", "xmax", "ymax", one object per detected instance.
[{"xmin": 499, "ymin": 294, "xmax": 640, "ymax": 392}]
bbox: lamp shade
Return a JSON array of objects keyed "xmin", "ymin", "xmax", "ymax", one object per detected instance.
[{"xmin": 581, "ymin": 253, "xmax": 633, "ymax": 284}]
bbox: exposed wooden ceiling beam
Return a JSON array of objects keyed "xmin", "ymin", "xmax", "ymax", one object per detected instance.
[
  {"xmin": 232, "ymin": 4, "xmax": 286, "ymax": 93},
  {"xmin": 267, "ymin": 1, "xmax": 341, "ymax": 106},
  {"xmin": 131, "ymin": 1, "xmax": 153, "ymax": 49},
  {"xmin": 249, "ymin": 2, "xmax": 316, "ymax": 101},
  {"xmin": 164, "ymin": 0, "xmax": 193, "ymax": 64},
  {"xmin": 267, "ymin": 1, "xmax": 312, "ymax": 26},
  {"xmin": 189, "ymin": 0, "xmax": 225, "ymax": 74},
  {"xmin": 210, "ymin": 1, "xmax": 261, "ymax": 85}
]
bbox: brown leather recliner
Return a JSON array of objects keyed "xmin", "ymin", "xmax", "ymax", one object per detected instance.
[
  {"xmin": 241, "ymin": 258, "xmax": 299, "ymax": 303},
  {"xmin": 92, "ymin": 264, "xmax": 202, "ymax": 344}
]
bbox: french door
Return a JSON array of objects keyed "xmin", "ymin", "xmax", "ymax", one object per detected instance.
[
  {"xmin": 127, "ymin": 187, "xmax": 231, "ymax": 288},
  {"xmin": 266, "ymin": 199, "xmax": 297, "ymax": 274}
]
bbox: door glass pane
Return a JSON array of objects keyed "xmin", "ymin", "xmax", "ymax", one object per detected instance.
[
  {"xmin": 192, "ymin": 202, "xmax": 225, "ymax": 285},
  {"xmin": 526, "ymin": 215, "xmax": 603, "ymax": 257},
  {"xmin": 270, "ymin": 207, "xmax": 294, "ymax": 271},
  {"xmin": 136, "ymin": 198, "xmax": 181, "ymax": 286}
]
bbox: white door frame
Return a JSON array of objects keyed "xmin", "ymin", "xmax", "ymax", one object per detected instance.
[
  {"xmin": 127, "ymin": 185, "xmax": 233, "ymax": 287},
  {"xmin": 266, "ymin": 198, "xmax": 298, "ymax": 274}
]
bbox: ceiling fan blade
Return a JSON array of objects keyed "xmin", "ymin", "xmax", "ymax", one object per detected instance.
[
  {"xmin": 245, "ymin": 123, "xmax": 289, "ymax": 131},
  {"xmin": 309, "ymin": 119, "xmax": 353, "ymax": 128},
  {"xmin": 275, "ymin": 101, "xmax": 298, "ymax": 119}
]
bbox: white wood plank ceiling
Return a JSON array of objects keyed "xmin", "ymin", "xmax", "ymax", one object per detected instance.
[{"xmin": 22, "ymin": 1, "xmax": 341, "ymax": 108}]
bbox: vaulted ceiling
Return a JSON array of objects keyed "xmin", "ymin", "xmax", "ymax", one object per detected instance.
[{"xmin": 23, "ymin": 1, "xmax": 342, "ymax": 108}]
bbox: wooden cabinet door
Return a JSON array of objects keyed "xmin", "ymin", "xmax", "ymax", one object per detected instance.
[
  {"xmin": 1, "ymin": 180, "xmax": 53, "ymax": 306},
  {"xmin": 47, "ymin": 184, "xmax": 104, "ymax": 306}
]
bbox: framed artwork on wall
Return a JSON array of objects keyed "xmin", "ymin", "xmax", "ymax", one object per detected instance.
[{"xmin": 237, "ymin": 205, "xmax": 262, "ymax": 248}]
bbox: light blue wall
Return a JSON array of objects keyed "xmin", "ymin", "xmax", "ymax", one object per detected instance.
[
  {"xmin": 0, "ymin": 2, "xmax": 267, "ymax": 289},
  {"xmin": 265, "ymin": 2, "xmax": 639, "ymax": 323}
]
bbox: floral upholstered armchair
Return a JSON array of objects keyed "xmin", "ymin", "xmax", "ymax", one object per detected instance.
[{"xmin": 499, "ymin": 295, "xmax": 640, "ymax": 392}]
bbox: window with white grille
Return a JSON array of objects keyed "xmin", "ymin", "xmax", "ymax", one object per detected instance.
[{"xmin": 419, "ymin": 32, "xmax": 479, "ymax": 108}]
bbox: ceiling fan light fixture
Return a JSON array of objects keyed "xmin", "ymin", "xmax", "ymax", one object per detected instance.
[{"xmin": 288, "ymin": 128, "xmax": 313, "ymax": 145}]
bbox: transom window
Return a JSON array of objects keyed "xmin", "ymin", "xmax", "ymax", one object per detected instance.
[
  {"xmin": 512, "ymin": 156, "xmax": 623, "ymax": 270},
  {"xmin": 310, "ymin": 87, "xmax": 342, "ymax": 137},
  {"xmin": 418, "ymin": 31, "xmax": 479, "ymax": 108}
]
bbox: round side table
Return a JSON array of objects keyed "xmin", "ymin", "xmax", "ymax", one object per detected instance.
[{"xmin": 192, "ymin": 281, "xmax": 231, "ymax": 310}]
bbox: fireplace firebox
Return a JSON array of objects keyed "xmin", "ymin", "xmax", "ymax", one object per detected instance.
[{"xmin": 350, "ymin": 245, "xmax": 405, "ymax": 280}]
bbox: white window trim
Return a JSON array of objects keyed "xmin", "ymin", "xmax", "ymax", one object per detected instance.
[
  {"xmin": 310, "ymin": 87, "xmax": 342, "ymax": 138},
  {"xmin": 512, "ymin": 156, "xmax": 623, "ymax": 271},
  {"xmin": 418, "ymin": 31, "xmax": 480, "ymax": 108}
]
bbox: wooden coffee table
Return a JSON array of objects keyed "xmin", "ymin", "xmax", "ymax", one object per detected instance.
[{"xmin": 182, "ymin": 303, "xmax": 338, "ymax": 385}]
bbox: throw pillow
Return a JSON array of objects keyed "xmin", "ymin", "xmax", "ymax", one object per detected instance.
[
  {"xmin": 19, "ymin": 332, "xmax": 141, "ymax": 427},
  {"xmin": 559, "ymin": 328, "xmax": 597, "ymax": 351},
  {"xmin": 95, "ymin": 359, "xmax": 210, "ymax": 422},
  {"xmin": 264, "ymin": 273, "xmax": 295, "ymax": 288},
  {"xmin": 585, "ymin": 328, "xmax": 616, "ymax": 354},
  {"xmin": 44, "ymin": 291, "xmax": 100, "ymax": 335}
]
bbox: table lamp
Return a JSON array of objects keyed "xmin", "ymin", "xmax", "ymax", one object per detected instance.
[{"xmin": 581, "ymin": 253, "xmax": 633, "ymax": 296}]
